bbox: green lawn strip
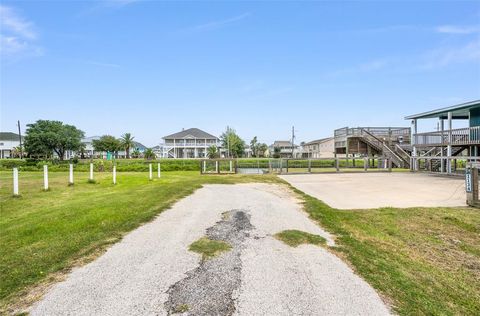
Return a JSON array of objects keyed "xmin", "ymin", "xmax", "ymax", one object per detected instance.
[
  {"xmin": 294, "ymin": 189, "xmax": 480, "ymax": 315},
  {"xmin": 274, "ymin": 229, "xmax": 326, "ymax": 247},
  {"xmin": 189, "ymin": 237, "xmax": 232, "ymax": 260},
  {"xmin": 0, "ymin": 171, "xmax": 281, "ymax": 311}
]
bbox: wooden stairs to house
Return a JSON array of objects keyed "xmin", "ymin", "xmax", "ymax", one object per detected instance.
[
  {"xmin": 426, "ymin": 146, "xmax": 467, "ymax": 172},
  {"xmin": 359, "ymin": 129, "xmax": 411, "ymax": 168}
]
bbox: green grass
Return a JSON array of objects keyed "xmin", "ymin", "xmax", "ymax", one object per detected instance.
[
  {"xmin": 1, "ymin": 170, "xmax": 479, "ymax": 315},
  {"xmin": 295, "ymin": 190, "xmax": 480, "ymax": 315},
  {"xmin": 188, "ymin": 237, "xmax": 232, "ymax": 260},
  {"xmin": 0, "ymin": 171, "xmax": 280, "ymax": 312},
  {"xmin": 274, "ymin": 230, "xmax": 326, "ymax": 247}
]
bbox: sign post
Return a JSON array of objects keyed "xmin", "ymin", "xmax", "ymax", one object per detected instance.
[{"xmin": 466, "ymin": 163, "xmax": 479, "ymax": 207}]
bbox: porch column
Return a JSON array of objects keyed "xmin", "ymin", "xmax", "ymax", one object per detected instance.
[
  {"xmin": 173, "ymin": 139, "xmax": 176, "ymax": 158},
  {"xmin": 447, "ymin": 111, "xmax": 453, "ymax": 173},
  {"xmin": 440, "ymin": 118, "xmax": 444, "ymax": 173},
  {"xmin": 411, "ymin": 119, "xmax": 417, "ymax": 170}
]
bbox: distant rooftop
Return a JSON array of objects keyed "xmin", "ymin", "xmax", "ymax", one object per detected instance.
[
  {"xmin": 0, "ymin": 132, "xmax": 23, "ymax": 141},
  {"xmin": 405, "ymin": 99, "xmax": 480, "ymax": 120},
  {"xmin": 303, "ymin": 137, "xmax": 333, "ymax": 146},
  {"xmin": 163, "ymin": 128, "xmax": 218, "ymax": 140},
  {"xmin": 273, "ymin": 140, "xmax": 298, "ymax": 147}
]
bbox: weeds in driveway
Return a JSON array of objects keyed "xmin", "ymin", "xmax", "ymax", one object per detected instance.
[
  {"xmin": 189, "ymin": 237, "xmax": 232, "ymax": 260},
  {"xmin": 275, "ymin": 230, "xmax": 326, "ymax": 247}
]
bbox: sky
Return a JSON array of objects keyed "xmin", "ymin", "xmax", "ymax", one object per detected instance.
[{"xmin": 1, "ymin": 0, "xmax": 479, "ymax": 147}]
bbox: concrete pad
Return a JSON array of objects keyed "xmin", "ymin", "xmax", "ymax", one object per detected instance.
[{"xmin": 280, "ymin": 173, "xmax": 466, "ymax": 209}]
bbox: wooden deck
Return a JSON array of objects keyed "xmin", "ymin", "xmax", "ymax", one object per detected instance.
[{"xmin": 414, "ymin": 126, "xmax": 480, "ymax": 147}]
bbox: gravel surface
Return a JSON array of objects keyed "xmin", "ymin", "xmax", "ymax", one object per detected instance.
[
  {"xmin": 31, "ymin": 183, "xmax": 390, "ymax": 315},
  {"xmin": 165, "ymin": 210, "xmax": 252, "ymax": 315}
]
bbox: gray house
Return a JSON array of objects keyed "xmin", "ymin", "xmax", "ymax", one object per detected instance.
[{"xmin": 161, "ymin": 128, "xmax": 219, "ymax": 158}]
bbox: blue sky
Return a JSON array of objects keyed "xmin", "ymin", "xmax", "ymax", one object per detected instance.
[{"xmin": 1, "ymin": 0, "xmax": 479, "ymax": 146}]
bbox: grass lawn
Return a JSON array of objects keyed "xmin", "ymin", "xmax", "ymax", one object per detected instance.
[
  {"xmin": 1, "ymin": 170, "xmax": 479, "ymax": 315},
  {"xmin": 298, "ymin": 191, "xmax": 480, "ymax": 315},
  {"xmin": 0, "ymin": 170, "xmax": 279, "ymax": 312}
]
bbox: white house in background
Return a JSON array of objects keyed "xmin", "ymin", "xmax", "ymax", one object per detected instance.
[
  {"xmin": 0, "ymin": 132, "xmax": 23, "ymax": 158},
  {"xmin": 270, "ymin": 140, "xmax": 302, "ymax": 158},
  {"xmin": 302, "ymin": 137, "xmax": 335, "ymax": 158},
  {"xmin": 160, "ymin": 128, "xmax": 219, "ymax": 158},
  {"xmin": 80, "ymin": 136, "xmax": 148, "ymax": 159}
]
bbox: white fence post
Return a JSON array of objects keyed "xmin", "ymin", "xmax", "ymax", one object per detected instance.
[
  {"xmin": 203, "ymin": 161, "xmax": 206, "ymax": 173},
  {"xmin": 113, "ymin": 165, "xmax": 117, "ymax": 184},
  {"xmin": 215, "ymin": 161, "xmax": 219, "ymax": 173},
  {"xmin": 13, "ymin": 168, "xmax": 19, "ymax": 196},
  {"xmin": 69, "ymin": 164, "xmax": 74, "ymax": 185},
  {"xmin": 43, "ymin": 165, "xmax": 49, "ymax": 190},
  {"xmin": 89, "ymin": 163, "xmax": 94, "ymax": 181},
  {"xmin": 229, "ymin": 160, "xmax": 233, "ymax": 173},
  {"xmin": 149, "ymin": 163, "xmax": 153, "ymax": 180},
  {"xmin": 157, "ymin": 162, "xmax": 161, "ymax": 178}
]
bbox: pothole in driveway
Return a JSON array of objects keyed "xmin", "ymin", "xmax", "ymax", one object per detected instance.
[{"xmin": 165, "ymin": 209, "xmax": 253, "ymax": 315}]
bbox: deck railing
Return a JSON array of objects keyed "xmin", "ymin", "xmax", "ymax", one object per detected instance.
[
  {"xmin": 334, "ymin": 127, "xmax": 411, "ymax": 148},
  {"xmin": 414, "ymin": 126, "xmax": 480, "ymax": 146}
]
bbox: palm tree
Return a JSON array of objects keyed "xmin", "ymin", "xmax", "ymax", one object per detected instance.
[
  {"xmin": 144, "ymin": 148, "xmax": 156, "ymax": 160},
  {"xmin": 120, "ymin": 133, "xmax": 135, "ymax": 159},
  {"xmin": 207, "ymin": 145, "xmax": 219, "ymax": 159},
  {"xmin": 131, "ymin": 148, "xmax": 140, "ymax": 158},
  {"xmin": 11, "ymin": 146, "xmax": 24, "ymax": 158}
]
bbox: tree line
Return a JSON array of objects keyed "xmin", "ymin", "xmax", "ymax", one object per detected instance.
[
  {"xmin": 16, "ymin": 120, "xmax": 269, "ymax": 160},
  {"xmin": 22, "ymin": 120, "xmax": 155, "ymax": 160}
]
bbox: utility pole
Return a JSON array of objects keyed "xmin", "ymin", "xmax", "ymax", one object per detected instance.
[
  {"xmin": 227, "ymin": 126, "xmax": 230, "ymax": 158},
  {"xmin": 291, "ymin": 126, "xmax": 295, "ymax": 158},
  {"xmin": 17, "ymin": 120, "xmax": 23, "ymax": 159}
]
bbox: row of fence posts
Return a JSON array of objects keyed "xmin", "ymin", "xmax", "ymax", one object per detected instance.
[
  {"xmin": 282, "ymin": 157, "xmax": 391, "ymax": 173},
  {"xmin": 11, "ymin": 162, "xmax": 161, "ymax": 196},
  {"xmin": 202, "ymin": 160, "xmax": 234, "ymax": 174}
]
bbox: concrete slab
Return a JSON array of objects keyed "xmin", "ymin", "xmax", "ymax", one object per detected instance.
[{"xmin": 280, "ymin": 173, "xmax": 467, "ymax": 209}]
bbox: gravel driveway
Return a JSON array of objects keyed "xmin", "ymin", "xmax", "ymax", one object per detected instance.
[{"xmin": 31, "ymin": 183, "xmax": 390, "ymax": 315}]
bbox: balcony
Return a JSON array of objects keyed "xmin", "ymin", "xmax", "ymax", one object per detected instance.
[{"xmin": 414, "ymin": 126, "xmax": 480, "ymax": 147}]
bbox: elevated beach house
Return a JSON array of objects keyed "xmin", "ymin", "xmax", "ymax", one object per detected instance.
[
  {"xmin": 161, "ymin": 128, "xmax": 219, "ymax": 158},
  {"xmin": 405, "ymin": 99, "xmax": 480, "ymax": 174},
  {"xmin": 0, "ymin": 132, "xmax": 23, "ymax": 158}
]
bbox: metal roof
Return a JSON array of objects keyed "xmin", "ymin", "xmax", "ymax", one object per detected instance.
[
  {"xmin": 303, "ymin": 137, "xmax": 333, "ymax": 146},
  {"xmin": 272, "ymin": 140, "xmax": 298, "ymax": 147},
  {"xmin": 0, "ymin": 132, "xmax": 23, "ymax": 141},
  {"xmin": 405, "ymin": 100, "xmax": 480, "ymax": 120},
  {"xmin": 163, "ymin": 128, "xmax": 218, "ymax": 140}
]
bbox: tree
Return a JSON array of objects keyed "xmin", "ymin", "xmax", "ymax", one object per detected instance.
[
  {"xmin": 92, "ymin": 135, "xmax": 121, "ymax": 158},
  {"xmin": 11, "ymin": 146, "xmax": 24, "ymax": 158},
  {"xmin": 24, "ymin": 120, "xmax": 85, "ymax": 160},
  {"xmin": 207, "ymin": 145, "xmax": 219, "ymax": 159},
  {"xmin": 144, "ymin": 148, "xmax": 156, "ymax": 160},
  {"xmin": 78, "ymin": 143, "xmax": 87, "ymax": 159},
  {"xmin": 257, "ymin": 143, "xmax": 268, "ymax": 157},
  {"xmin": 250, "ymin": 136, "xmax": 258, "ymax": 157},
  {"xmin": 220, "ymin": 126, "xmax": 246, "ymax": 158},
  {"xmin": 131, "ymin": 148, "xmax": 141, "ymax": 158},
  {"xmin": 273, "ymin": 146, "xmax": 281, "ymax": 158},
  {"xmin": 120, "ymin": 133, "xmax": 135, "ymax": 159}
]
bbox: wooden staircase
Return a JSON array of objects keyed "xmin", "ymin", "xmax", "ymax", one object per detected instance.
[{"xmin": 359, "ymin": 129, "xmax": 411, "ymax": 168}]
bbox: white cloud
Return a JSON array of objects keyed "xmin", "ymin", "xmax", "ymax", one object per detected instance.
[
  {"xmin": 181, "ymin": 13, "xmax": 251, "ymax": 33},
  {"xmin": 0, "ymin": 5, "xmax": 41, "ymax": 58},
  {"xmin": 436, "ymin": 25, "xmax": 480, "ymax": 35},
  {"xmin": 421, "ymin": 40, "xmax": 480, "ymax": 69}
]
